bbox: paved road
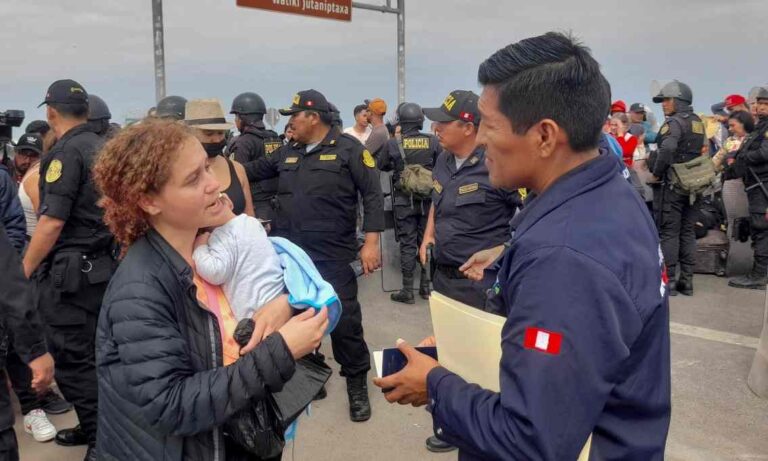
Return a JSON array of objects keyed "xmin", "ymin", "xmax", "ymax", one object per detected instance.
[{"xmin": 14, "ymin": 274, "xmax": 768, "ymax": 461}]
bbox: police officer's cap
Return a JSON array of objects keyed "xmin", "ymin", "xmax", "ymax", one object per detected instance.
[
  {"xmin": 230, "ymin": 92, "xmax": 267, "ymax": 115},
  {"xmin": 396, "ymin": 102, "xmax": 425, "ymax": 125},
  {"xmin": 423, "ymin": 90, "xmax": 481, "ymax": 125},
  {"xmin": 279, "ymin": 89, "xmax": 330, "ymax": 116},
  {"xmin": 652, "ymin": 80, "xmax": 693, "ymax": 104},
  {"xmin": 38, "ymin": 79, "xmax": 88, "ymax": 108},
  {"xmin": 15, "ymin": 133, "xmax": 43, "ymax": 156},
  {"xmin": 156, "ymin": 95, "xmax": 188, "ymax": 120},
  {"xmin": 88, "ymin": 94, "xmax": 112, "ymax": 121},
  {"xmin": 25, "ymin": 120, "xmax": 50, "ymax": 136}
]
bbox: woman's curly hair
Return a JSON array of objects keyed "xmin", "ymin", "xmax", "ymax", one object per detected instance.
[{"xmin": 93, "ymin": 120, "xmax": 194, "ymax": 254}]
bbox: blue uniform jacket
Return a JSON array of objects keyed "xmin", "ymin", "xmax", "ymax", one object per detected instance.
[{"xmin": 426, "ymin": 152, "xmax": 671, "ymax": 460}]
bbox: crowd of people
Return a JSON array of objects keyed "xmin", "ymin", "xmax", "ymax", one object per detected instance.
[{"xmin": 0, "ymin": 29, "xmax": 767, "ymax": 461}]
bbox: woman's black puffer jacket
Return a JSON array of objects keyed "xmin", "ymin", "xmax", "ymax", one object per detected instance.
[{"xmin": 96, "ymin": 229, "xmax": 295, "ymax": 461}]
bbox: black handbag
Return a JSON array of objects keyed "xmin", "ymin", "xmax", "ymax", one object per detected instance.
[{"xmin": 225, "ymin": 318, "xmax": 332, "ymax": 458}]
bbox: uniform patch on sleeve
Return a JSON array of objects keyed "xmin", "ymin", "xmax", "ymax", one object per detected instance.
[
  {"xmin": 691, "ymin": 121, "xmax": 704, "ymax": 135},
  {"xmin": 319, "ymin": 154, "xmax": 337, "ymax": 161},
  {"xmin": 362, "ymin": 150, "xmax": 376, "ymax": 168},
  {"xmin": 265, "ymin": 142, "xmax": 282, "ymax": 155},
  {"xmin": 458, "ymin": 183, "xmax": 479, "ymax": 195},
  {"xmin": 523, "ymin": 327, "xmax": 562, "ymax": 355},
  {"xmin": 285, "ymin": 157, "xmax": 299, "ymax": 164},
  {"xmin": 45, "ymin": 159, "xmax": 63, "ymax": 183},
  {"xmin": 660, "ymin": 124, "xmax": 669, "ymax": 136},
  {"xmin": 433, "ymin": 179, "xmax": 443, "ymax": 194}
]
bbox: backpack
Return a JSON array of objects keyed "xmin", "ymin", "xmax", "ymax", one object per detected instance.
[
  {"xmin": 396, "ymin": 141, "xmax": 433, "ymax": 198},
  {"xmin": 668, "ymin": 155, "xmax": 717, "ymax": 202}
]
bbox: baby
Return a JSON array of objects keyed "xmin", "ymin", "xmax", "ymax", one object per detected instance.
[{"xmin": 193, "ymin": 194, "xmax": 285, "ymax": 320}]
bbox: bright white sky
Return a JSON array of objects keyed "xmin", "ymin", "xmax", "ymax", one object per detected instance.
[{"xmin": 2, "ymin": 0, "xmax": 766, "ymax": 134}]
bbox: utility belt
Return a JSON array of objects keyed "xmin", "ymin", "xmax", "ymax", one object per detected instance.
[
  {"xmin": 47, "ymin": 248, "xmax": 117, "ymax": 294},
  {"xmin": 435, "ymin": 264, "xmax": 465, "ymax": 280}
]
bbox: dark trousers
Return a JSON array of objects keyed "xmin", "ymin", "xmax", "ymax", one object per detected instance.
[
  {"xmin": 0, "ymin": 429, "xmax": 18, "ymax": 461},
  {"xmin": 314, "ymin": 261, "xmax": 370, "ymax": 377},
  {"xmin": 432, "ymin": 267, "xmax": 494, "ymax": 310},
  {"xmin": 38, "ymin": 272, "xmax": 105, "ymax": 442},
  {"xmin": 4, "ymin": 342, "xmax": 39, "ymax": 415},
  {"xmin": 750, "ymin": 213, "xmax": 768, "ymax": 275},
  {"xmin": 394, "ymin": 203, "xmax": 428, "ymax": 277},
  {"xmin": 655, "ymin": 188, "xmax": 698, "ymax": 279}
]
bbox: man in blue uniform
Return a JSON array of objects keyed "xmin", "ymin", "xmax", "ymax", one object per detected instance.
[
  {"xmin": 374, "ymin": 32, "xmax": 671, "ymax": 460},
  {"xmin": 419, "ymin": 90, "xmax": 519, "ymax": 311}
]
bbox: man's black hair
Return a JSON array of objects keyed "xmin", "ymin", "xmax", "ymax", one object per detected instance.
[
  {"xmin": 478, "ymin": 32, "xmax": 610, "ymax": 152},
  {"xmin": 49, "ymin": 102, "xmax": 89, "ymax": 120},
  {"xmin": 728, "ymin": 110, "xmax": 755, "ymax": 133},
  {"xmin": 353, "ymin": 104, "xmax": 368, "ymax": 117}
]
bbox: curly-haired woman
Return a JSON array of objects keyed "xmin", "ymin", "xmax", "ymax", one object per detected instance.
[{"xmin": 93, "ymin": 120, "xmax": 327, "ymax": 461}]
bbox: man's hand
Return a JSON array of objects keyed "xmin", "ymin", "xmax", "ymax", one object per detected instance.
[
  {"xmin": 240, "ymin": 294, "xmax": 293, "ymax": 355},
  {"xmin": 419, "ymin": 236, "xmax": 435, "ymax": 266},
  {"xmin": 459, "ymin": 245, "xmax": 505, "ymax": 282},
  {"xmin": 28, "ymin": 353, "xmax": 54, "ymax": 394},
  {"xmin": 360, "ymin": 233, "xmax": 381, "ymax": 275},
  {"xmin": 373, "ymin": 339, "xmax": 439, "ymax": 407},
  {"xmin": 193, "ymin": 232, "xmax": 211, "ymax": 249}
]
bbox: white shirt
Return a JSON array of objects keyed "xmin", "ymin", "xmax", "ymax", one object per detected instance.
[
  {"xmin": 344, "ymin": 125, "xmax": 372, "ymax": 144},
  {"xmin": 193, "ymin": 214, "xmax": 285, "ymax": 320}
]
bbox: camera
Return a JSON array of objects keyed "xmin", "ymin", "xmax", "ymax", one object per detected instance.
[{"xmin": 0, "ymin": 110, "xmax": 25, "ymax": 166}]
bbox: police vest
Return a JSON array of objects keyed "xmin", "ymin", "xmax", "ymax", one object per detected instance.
[
  {"xmin": 659, "ymin": 112, "xmax": 705, "ymax": 164},
  {"xmin": 400, "ymin": 133, "xmax": 438, "ymax": 169}
]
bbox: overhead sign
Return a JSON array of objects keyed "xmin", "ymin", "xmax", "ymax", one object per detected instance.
[{"xmin": 237, "ymin": 0, "xmax": 352, "ymax": 22}]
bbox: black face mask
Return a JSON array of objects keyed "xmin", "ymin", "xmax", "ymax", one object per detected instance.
[{"xmin": 202, "ymin": 140, "xmax": 226, "ymax": 158}]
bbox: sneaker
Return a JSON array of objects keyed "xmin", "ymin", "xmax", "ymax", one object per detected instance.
[{"xmin": 23, "ymin": 409, "xmax": 57, "ymax": 442}]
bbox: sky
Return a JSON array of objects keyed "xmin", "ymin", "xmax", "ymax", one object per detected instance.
[{"xmin": 1, "ymin": 0, "xmax": 767, "ymax": 137}]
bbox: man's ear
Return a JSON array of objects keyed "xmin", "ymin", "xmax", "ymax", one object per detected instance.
[
  {"xmin": 138, "ymin": 194, "xmax": 161, "ymax": 217},
  {"xmin": 534, "ymin": 119, "xmax": 561, "ymax": 159}
]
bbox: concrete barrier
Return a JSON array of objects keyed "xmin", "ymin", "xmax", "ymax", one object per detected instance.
[{"xmin": 747, "ymin": 291, "xmax": 768, "ymax": 398}]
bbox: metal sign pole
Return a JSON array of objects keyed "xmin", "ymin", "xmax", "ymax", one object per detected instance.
[
  {"xmin": 352, "ymin": 1, "xmax": 406, "ymax": 104},
  {"xmin": 152, "ymin": 0, "xmax": 166, "ymax": 103}
]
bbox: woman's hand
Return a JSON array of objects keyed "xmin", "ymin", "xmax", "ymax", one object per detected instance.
[
  {"xmin": 240, "ymin": 294, "xmax": 293, "ymax": 355},
  {"xmin": 278, "ymin": 307, "xmax": 329, "ymax": 359}
]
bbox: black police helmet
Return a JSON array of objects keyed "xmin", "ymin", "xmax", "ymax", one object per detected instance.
[
  {"xmin": 88, "ymin": 94, "xmax": 111, "ymax": 121},
  {"xmin": 156, "ymin": 95, "xmax": 188, "ymax": 120},
  {"xmin": 396, "ymin": 102, "xmax": 425, "ymax": 125},
  {"xmin": 231, "ymin": 92, "xmax": 267, "ymax": 115},
  {"xmin": 653, "ymin": 80, "xmax": 693, "ymax": 104}
]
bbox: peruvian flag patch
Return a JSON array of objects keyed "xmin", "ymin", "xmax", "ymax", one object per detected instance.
[{"xmin": 523, "ymin": 327, "xmax": 563, "ymax": 355}]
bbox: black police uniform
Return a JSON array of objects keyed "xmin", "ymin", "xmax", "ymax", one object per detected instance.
[
  {"xmin": 379, "ymin": 128, "xmax": 441, "ymax": 295},
  {"xmin": 37, "ymin": 123, "xmax": 115, "ymax": 443},
  {"xmin": 232, "ymin": 126, "xmax": 283, "ymax": 221},
  {"xmin": 732, "ymin": 116, "xmax": 768, "ymax": 283},
  {"xmin": 246, "ymin": 129, "xmax": 384, "ymax": 377},
  {"xmin": 431, "ymin": 147, "xmax": 519, "ymax": 309},
  {"xmin": 650, "ymin": 109, "xmax": 704, "ymax": 291}
]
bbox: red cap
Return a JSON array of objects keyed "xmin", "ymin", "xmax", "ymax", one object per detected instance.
[
  {"xmin": 724, "ymin": 94, "xmax": 746, "ymax": 109},
  {"xmin": 610, "ymin": 100, "xmax": 627, "ymax": 114}
]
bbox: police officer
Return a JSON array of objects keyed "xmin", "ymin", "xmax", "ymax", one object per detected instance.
[
  {"xmin": 246, "ymin": 89, "xmax": 384, "ymax": 422},
  {"xmin": 85, "ymin": 94, "xmax": 117, "ymax": 139},
  {"xmin": 22, "ymin": 80, "xmax": 115, "ymax": 461},
  {"xmin": 375, "ymin": 32, "xmax": 671, "ymax": 460},
  {"xmin": 155, "ymin": 95, "xmax": 187, "ymax": 120},
  {"xmin": 379, "ymin": 102, "xmax": 441, "ymax": 304},
  {"xmin": 230, "ymin": 92, "xmax": 283, "ymax": 224},
  {"xmin": 649, "ymin": 80, "xmax": 705, "ymax": 296},
  {"xmin": 420, "ymin": 90, "xmax": 519, "ymax": 310},
  {"xmin": 729, "ymin": 87, "xmax": 768, "ymax": 290}
]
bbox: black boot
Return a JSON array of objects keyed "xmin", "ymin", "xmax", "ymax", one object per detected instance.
[
  {"xmin": 426, "ymin": 435, "xmax": 457, "ymax": 453},
  {"xmin": 84, "ymin": 442, "xmax": 98, "ymax": 461},
  {"xmin": 391, "ymin": 275, "xmax": 415, "ymax": 304},
  {"xmin": 346, "ymin": 374, "xmax": 371, "ymax": 422},
  {"xmin": 55, "ymin": 425, "xmax": 89, "ymax": 446},
  {"xmin": 677, "ymin": 269, "xmax": 693, "ymax": 296},
  {"xmin": 666, "ymin": 265, "xmax": 678, "ymax": 296},
  {"xmin": 419, "ymin": 268, "xmax": 431, "ymax": 300},
  {"xmin": 729, "ymin": 271, "xmax": 768, "ymax": 290}
]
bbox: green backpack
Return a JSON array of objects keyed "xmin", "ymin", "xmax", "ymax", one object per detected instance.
[
  {"xmin": 396, "ymin": 141, "xmax": 434, "ymax": 198},
  {"xmin": 669, "ymin": 155, "xmax": 716, "ymax": 201}
]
